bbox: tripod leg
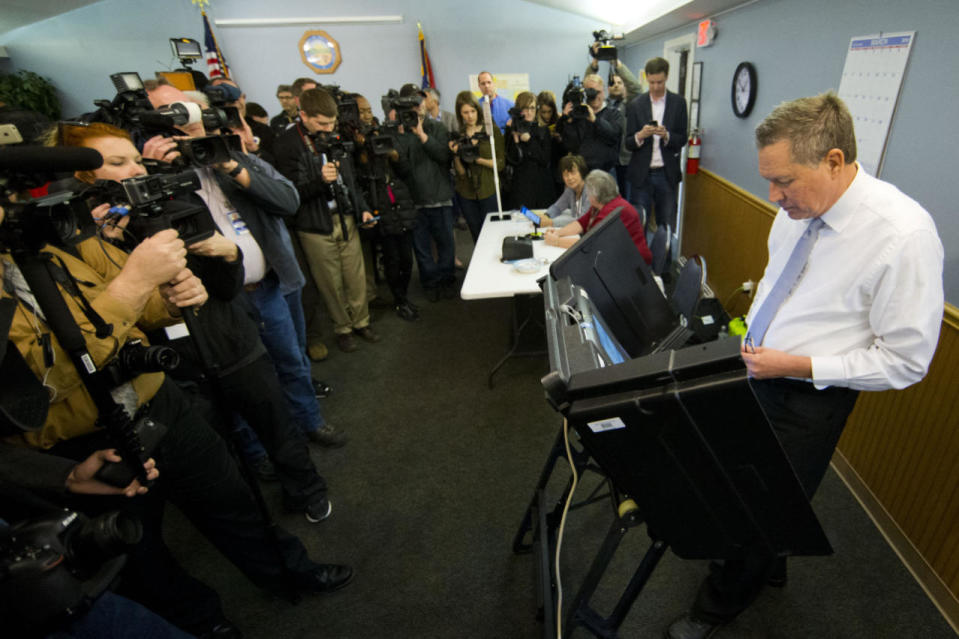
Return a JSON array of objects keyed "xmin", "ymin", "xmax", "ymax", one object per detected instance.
[{"xmin": 513, "ymin": 427, "xmax": 568, "ymax": 553}]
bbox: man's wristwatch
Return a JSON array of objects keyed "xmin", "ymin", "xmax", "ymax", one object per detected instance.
[{"xmin": 227, "ymin": 163, "xmax": 244, "ymax": 178}]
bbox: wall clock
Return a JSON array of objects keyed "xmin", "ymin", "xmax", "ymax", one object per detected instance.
[{"xmin": 731, "ymin": 61, "xmax": 757, "ymax": 118}]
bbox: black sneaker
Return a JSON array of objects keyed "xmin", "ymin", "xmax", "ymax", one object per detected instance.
[
  {"xmin": 312, "ymin": 378, "xmax": 332, "ymax": 399},
  {"xmin": 307, "ymin": 424, "xmax": 348, "ymax": 448},
  {"xmin": 196, "ymin": 619, "xmax": 243, "ymax": 639},
  {"xmin": 304, "ymin": 497, "xmax": 332, "ymax": 523},
  {"xmin": 250, "ymin": 456, "xmax": 277, "ymax": 481},
  {"xmin": 394, "ymin": 302, "xmax": 419, "ymax": 321}
]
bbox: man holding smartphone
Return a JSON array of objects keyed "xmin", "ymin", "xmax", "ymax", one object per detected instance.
[{"xmin": 624, "ymin": 57, "xmax": 688, "ymax": 235}]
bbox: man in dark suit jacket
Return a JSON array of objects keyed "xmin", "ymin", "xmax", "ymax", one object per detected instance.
[{"xmin": 624, "ymin": 57, "xmax": 688, "ymax": 232}]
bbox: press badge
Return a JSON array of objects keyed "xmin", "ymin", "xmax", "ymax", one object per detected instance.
[{"xmin": 227, "ymin": 210, "xmax": 250, "ymax": 235}]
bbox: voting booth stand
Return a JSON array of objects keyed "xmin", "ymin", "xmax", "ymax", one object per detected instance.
[{"xmin": 513, "ymin": 212, "xmax": 832, "ymax": 638}]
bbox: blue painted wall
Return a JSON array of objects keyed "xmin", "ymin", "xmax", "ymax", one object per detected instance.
[
  {"xmin": 0, "ymin": 0, "xmax": 602, "ymax": 119},
  {"xmin": 621, "ymin": 0, "xmax": 959, "ymax": 303}
]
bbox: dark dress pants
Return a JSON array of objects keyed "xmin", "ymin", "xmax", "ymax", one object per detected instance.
[
  {"xmin": 380, "ymin": 231, "xmax": 414, "ymax": 304},
  {"xmin": 692, "ymin": 378, "xmax": 860, "ymax": 624},
  {"xmin": 216, "ymin": 354, "xmax": 327, "ymax": 511}
]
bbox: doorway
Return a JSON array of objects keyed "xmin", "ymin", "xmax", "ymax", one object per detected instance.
[{"xmin": 662, "ymin": 33, "xmax": 695, "ymax": 260}]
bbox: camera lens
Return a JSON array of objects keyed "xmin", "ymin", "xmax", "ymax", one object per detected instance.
[
  {"xmin": 192, "ymin": 144, "xmax": 210, "ymax": 163},
  {"xmin": 69, "ymin": 510, "xmax": 143, "ymax": 565}
]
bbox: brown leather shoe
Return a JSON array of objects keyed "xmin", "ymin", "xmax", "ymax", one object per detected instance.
[
  {"xmin": 307, "ymin": 341, "xmax": 329, "ymax": 361},
  {"xmin": 354, "ymin": 326, "xmax": 381, "ymax": 343},
  {"xmin": 336, "ymin": 333, "xmax": 358, "ymax": 353}
]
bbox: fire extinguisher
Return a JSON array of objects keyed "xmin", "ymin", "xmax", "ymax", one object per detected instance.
[{"xmin": 687, "ymin": 129, "xmax": 701, "ymax": 175}]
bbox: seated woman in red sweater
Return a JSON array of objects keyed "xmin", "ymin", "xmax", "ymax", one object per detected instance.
[{"xmin": 543, "ymin": 169, "xmax": 652, "ymax": 264}]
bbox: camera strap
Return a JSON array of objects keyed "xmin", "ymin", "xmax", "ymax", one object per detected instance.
[
  {"xmin": 10, "ymin": 249, "xmax": 148, "ymax": 484},
  {"xmin": 45, "ymin": 253, "xmax": 114, "ymax": 339}
]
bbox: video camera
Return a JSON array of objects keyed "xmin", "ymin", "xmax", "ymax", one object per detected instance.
[
  {"xmin": 562, "ymin": 76, "xmax": 599, "ymax": 120},
  {"xmin": 454, "ymin": 131, "xmax": 488, "ymax": 164},
  {"xmin": 89, "ymin": 169, "xmax": 216, "ymax": 246},
  {"xmin": 310, "ymin": 130, "xmax": 355, "ymax": 163},
  {"xmin": 316, "ymin": 84, "xmax": 360, "ymax": 132},
  {"xmin": 381, "ymin": 89, "xmax": 422, "ymax": 129},
  {"xmin": 84, "ymin": 72, "xmax": 241, "ymax": 170},
  {"xmin": 357, "ymin": 121, "xmax": 396, "ymax": 158},
  {"xmin": 199, "ymin": 84, "xmax": 244, "ymax": 131},
  {"xmin": 591, "ymin": 29, "xmax": 625, "ymax": 62},
  {"xmin": 0, "ymin": 509, "xmax": 142, "ymax": 632},
  {"xmin": 0, "ymin": 145, "xmax": 106, "ymax": 252}
]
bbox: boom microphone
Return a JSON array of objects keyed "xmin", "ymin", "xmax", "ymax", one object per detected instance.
[{"xmin": 0, "ymin": 146, "xmax": 103, "ymax": 173}]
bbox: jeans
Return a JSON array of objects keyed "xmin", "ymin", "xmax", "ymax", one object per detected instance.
[
  {"xmin": 54, "ymin": 591, "xmax": 195, "ymax": 639},
  {"xmin": 615, "ymin": 164, "xmax": 631, "ymax": 203},
  {"xmin": 631, "ymin": 169, "xmax": 677, "ymax": 230},
  {"xmin": 457, "ymin": 193, "xmax": 498, "ymax": 243},
  {"xmin": 244, "ymin": 272, "xmax": 325, "ymax": 435},
  {"xmin": 411, "ymin": 205, "xmax": 455, "ymax": 289}
]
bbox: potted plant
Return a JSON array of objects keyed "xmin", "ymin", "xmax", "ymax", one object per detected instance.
[{"xmin": 0, "ymin": 69, "xmax": 61, "ymax": 120}]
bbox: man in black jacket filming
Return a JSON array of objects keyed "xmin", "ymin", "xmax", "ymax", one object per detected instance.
[
  {"xmin": 558, "ymin": 74, "xmax": 624, "ymax": 173},
  {"xmin": 274, "ymin": 88, "xmax": 380, "ymax": 354}
]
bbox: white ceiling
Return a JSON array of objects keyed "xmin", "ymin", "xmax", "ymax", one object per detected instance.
[
  {"xmin": 0, "ymin": 0, "xmax": 751, "ymax": 42},
  {"xmin": 525, "ymin": 0, "xmax": 753, "ymax": 43},
  {"xmin": 0, "ymin": 0, "xmax": 101, "ymax": 37}
]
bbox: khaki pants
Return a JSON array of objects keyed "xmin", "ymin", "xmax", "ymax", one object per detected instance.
[{"xmin": 297, "ymin": 214, "xmax": 370, "ymax": 335}]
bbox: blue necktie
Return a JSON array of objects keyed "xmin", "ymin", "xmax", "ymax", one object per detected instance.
[{"xmin": 748, "ymin": 217, "xmax": 826, "ymax": 345}]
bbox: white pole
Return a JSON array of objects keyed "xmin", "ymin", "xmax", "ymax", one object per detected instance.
[{"xmin": 481, "ymin": 100, "xmax": 503, "ymax": 213}]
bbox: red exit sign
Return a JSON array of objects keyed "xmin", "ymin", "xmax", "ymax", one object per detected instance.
[{"xmin": 698, "ymin": 19, "xmax": 716, "ymax": 47}]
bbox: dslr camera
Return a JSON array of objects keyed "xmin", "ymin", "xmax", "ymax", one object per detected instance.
[
  {"xmin": 454, "ymin": 131, "xmax": 488, "ymax": 164},
  {"xmin": 0, "ymin": 509, "xmax": 142, "ymax": 632},
  {"xmin": 562, "ymin": 76, "xmax": 599, "ymax": 120},
  {"xmin": 508, "ymin": 105, "xmax": 533, "ymax": 135}
]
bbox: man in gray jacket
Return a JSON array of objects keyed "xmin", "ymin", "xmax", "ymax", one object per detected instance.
[{"xmin": 391, "ymin": 84, "xmax": 455, "ymax": 301}]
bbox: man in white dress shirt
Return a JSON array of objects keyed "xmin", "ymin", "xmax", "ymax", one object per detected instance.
[{"xmin": 667, "ymin": 92, "xmax": 944, "ymax": 639}]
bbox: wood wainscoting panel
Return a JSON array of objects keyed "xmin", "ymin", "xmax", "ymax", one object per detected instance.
[
  {"xmin": 837, "ymin": 309, "xmax": 959, "ymax": 606},
  {"xmin": 681, "ymin": 170, "xmax": 777, "ymax": 318},
  {"xmin": 682, "ymin": 168, "xmax": 959, "ymax": 624}
]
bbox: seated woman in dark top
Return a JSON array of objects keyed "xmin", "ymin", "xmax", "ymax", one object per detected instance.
[
  {"xmin": 505, "ymin": 91, "xmax": 556, "ymax": 209},
  {"xmin": 543, "ymin": 169, "xmax": 651, "ymax": 265},
  {"xmin": 539, "ymin": 153, "xmax": 589, "ymax": 228}
]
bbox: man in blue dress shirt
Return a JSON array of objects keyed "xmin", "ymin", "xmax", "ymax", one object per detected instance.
[{"xmin": 477, "ymin": 70, "xmax": 513, "ymax": 131}]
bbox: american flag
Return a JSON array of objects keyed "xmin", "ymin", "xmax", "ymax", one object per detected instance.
[{"xmin": 202, "ymin": 11, "xmax": 230, "ymax": 80}]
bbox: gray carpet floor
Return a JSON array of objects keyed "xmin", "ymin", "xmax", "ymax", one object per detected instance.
[{"xmin": 166, "ymin": 227, "xmax": 955, "ymax": 638}]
